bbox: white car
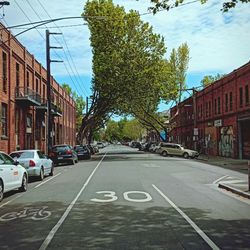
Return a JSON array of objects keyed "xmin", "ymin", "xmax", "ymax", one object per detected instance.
[
  {"xmin": 0, "ymin": 151, "xmax": 28, "ymax": 202},
  {"xmin": 10, "ymin": 150, "xmax": 54, "ymax": 180}
]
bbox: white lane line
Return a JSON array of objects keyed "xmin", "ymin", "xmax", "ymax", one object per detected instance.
[
  {"xmin": 152, "ymin": 184, "xmax": 220, "ymax": 250},
  {"xmin": 39, "ymin": 153, "xmax": 107, "ymax": 250},
  {"xmin": 213, "ymin": 175, "xmax": 229, "ymax": 184},
  {"xmin": 0, "ymin": 194, "xmax": 23, "ymax": 208},
  {"xmin": 34, "ymin": 173, "xmax": 62, "ymax": 189}
]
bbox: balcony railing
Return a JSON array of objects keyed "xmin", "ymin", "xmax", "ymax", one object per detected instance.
[
  {"xmin": 36, "ymin": 98, "xmax": 48, "ymax": 111},
  {"xmin": 16, "ymin": 87, "xmax": 41, "ymax": 106},
  {"xmin": 51, "ymin": 103, "xmax": 62, "ymax": 117}
]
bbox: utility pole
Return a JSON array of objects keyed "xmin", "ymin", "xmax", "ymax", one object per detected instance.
[{"xmin": 46, "ymin": 30, "xmax": 63, "ymax": 154}]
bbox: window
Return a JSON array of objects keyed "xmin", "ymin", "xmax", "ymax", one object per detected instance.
[
  {"xmin": 15, "ymin": 109, "xmax": 20, "ymax": 133},
  {"xmin": 26, "ymin": 71, "xmax": 30, "ymax": 88},
  {"xmin": 2, "ymin": 52, "xmax": 7, "ymax": 92},
  {"xmin": 229, "ymin": 92, "xmax": 233, "ymax": 111},
  {"xmin": 214, "ymin": 99, "xmax": 217, "ymax": 115},
  {"xmin": 16, "ymin": 63, "xmax": 20, "ymax": 87},
  {"xmin": 26, "ymin": 114, "xmax": 32, "ymax": 128},
  {"xmin": 1, "ymin": 103, "xmax": 7, "ymax": 137},
  {"xmin": 36, "ymin": 78, "xmax": 39, "ymax": 93},
  {"xmin": 225, "ymin": 93, "xmax": 228, "ymax": 112},
  {"xmin": 239, "ymin": 87, "xmax": 243, "ymax": 107},
  {"xmin": 245, "ymin": 85, "xmax": 249, "ymax": 106},
  {"xmin": 218, "ymin": 97, "xmax": 221, "ymax": 114},
  {"xmin": 209, "ymin": 101, "xmax": 211, "ymax": 117}
]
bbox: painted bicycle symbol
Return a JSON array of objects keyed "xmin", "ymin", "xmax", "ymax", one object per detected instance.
[{"xmin": 0, "ymin": 206, "xmax": 51, "ymax": 221}]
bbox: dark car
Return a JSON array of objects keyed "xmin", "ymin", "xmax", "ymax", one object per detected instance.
[
  {"xmin": 49, "ymin": 144, "xmax": 78, "ymax": 165},
  {"xmin": 74, "ymin": 145, "xmax": 91, "ymax": 160}
]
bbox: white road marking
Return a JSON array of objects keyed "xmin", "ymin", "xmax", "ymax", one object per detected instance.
[
  {"xmin": 35, "ymin": 173, "xmax": 62, "ymax": 189},
  {"xmin": 123, "ymin": 191, "xmax": 152, "ymax": 202},
  {"xmin": 152, "ymin": 184, "xmax": 220, "ymax": 250},
  {"xmin": 38, "ymin": 153, "xmax": 107, "ymax": 250},
  {"xmin": 142, "ymin": 163, "xmax": 160, "ymax": 168},
  {"xmin": 0, "ymin": 194, "xmax": 23, "ymax": 208},
  {"xmin": 213, "ymin": 175, "xmax": 229, "ymax": 184}
]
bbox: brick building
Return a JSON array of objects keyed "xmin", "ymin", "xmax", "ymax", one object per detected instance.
[
  {"xmin": 0, "ymin": 23, "xmax": 76, "ymax": 154},
  {"xmin": 169, "ymin": 61, "xmax": 250, "ymax": 159}
]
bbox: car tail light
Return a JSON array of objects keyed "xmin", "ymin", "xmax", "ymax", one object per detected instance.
[
  {"xmin": 29, "ymin": 160, "xmax": 36, "ymax": 167},
  {"xmin": 66, "ymin": 150, "xmax": 72, "ymax": 154}
]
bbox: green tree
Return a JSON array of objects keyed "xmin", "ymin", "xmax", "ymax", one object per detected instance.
[
  {"xmin": 61, "ymin": 83, "xmax": 86, "ymax": 131},
  {"xmin": 78, "ymin": 0, "xmax": 167, "ymax": 143},
  {"xmin": 201, "ymin": 73, "xmax": 225, "ymax": 88},
  {"xmin": 147, "ymin": 0, "xmax": 250, "ymax": 14},
  {"xmin": 61, "ymin": 83, "xmax": 72, "ymax": 96}
]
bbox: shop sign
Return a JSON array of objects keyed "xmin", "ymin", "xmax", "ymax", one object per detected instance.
[{"xmin": 214, "ymin": 119, "xmax": 222, "ymax": 127}]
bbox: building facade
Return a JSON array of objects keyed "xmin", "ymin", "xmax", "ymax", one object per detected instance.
[
  {"xmin": 170, "ymin": 61, "xmax": 250, "ymax": 159},
  {"xmin": 0, "ymin": 23, "xmax": 76, "ymax": 154}
]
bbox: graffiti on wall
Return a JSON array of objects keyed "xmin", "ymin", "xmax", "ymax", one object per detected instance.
[
  {"xmin": 219, "ymin": 126, "xmax": 234, "ymax": 157},
  {"xmin": 202, "ymin": 127, "xmax": 217, "ymax": 155}
]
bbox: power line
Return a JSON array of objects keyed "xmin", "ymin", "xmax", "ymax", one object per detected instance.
[
  {"xmin": 13, "ymin": 0, "xmax": 82, "ymax": 97},
  {"xmin": 36, "ymin": 0, "xmax": 89, "ymax": 97},
  {"xmin": 8, "ymin": 23, "xmax": 87, "ymax": 29}
]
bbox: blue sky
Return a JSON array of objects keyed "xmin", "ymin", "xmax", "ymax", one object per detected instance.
[{"xmin": 1, "ymin": 0, "xmax": 250, "ymax": 113}]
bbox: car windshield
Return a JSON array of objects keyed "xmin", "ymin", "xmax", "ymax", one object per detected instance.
[
  {"xmin": 10, "ymin": 151, "xmax": 34, "ymax": 159},
  {"xmin": 53, "ymin": 146, "xmax": 69, "ymax": 152}
]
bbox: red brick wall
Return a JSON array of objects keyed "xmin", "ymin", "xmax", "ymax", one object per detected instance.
[
  {"xmin": 0, "ymin": 23, "xmax": 76, "ymax": 154},
  {"xmin": 170, "ymin": 61, "xmax": 250, "ymax": 158}
]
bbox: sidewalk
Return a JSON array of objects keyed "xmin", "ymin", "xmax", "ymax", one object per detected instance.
[{"xmin": 196, "ymin": 154, "xmax": 250, "ymax": 199}]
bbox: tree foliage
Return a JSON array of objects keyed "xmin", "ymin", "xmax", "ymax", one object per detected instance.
[
  {"xmin": 201, "ymin": 73, "xmax": 225, "ymax": 88},
  {"xmin": 147, "ymin": 0, "xmax": 250, "ymax": 14},
  {"xmin": 78, "ymin": 0, "xmax": 171, "ymax": 143},
  {"xmin": 61, "ymin": 83, "xmax": 86, "ymax": 130}
]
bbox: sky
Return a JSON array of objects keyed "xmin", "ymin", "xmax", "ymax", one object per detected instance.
[{"xmin": 1, "ymin": 0, "xmax": 250, "ymax": 113}]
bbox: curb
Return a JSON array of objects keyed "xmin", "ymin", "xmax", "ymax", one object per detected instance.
[{"xmin": 218, "ymin": 183, "xmax": 250, "ymax": 199}]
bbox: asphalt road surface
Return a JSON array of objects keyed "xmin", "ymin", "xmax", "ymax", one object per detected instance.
[{"xmin": 0, "ymin": 145, "xmax": 250, "ymax": 250}]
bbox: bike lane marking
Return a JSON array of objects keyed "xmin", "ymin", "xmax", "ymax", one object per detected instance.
[
  {"xmin": 0, "ymin": 173, "xmax": 62, "ymax": 208},
  {"xmin": 34, "ymin": 173, "xmax": 62, "ymax": 189},
  {"xmin": 152, "ymin": 184, "xmax": 220, "ymax": 250},
  {"xmin": 38, "ymin": 153, "xmax": 107, "ymax": 250}
]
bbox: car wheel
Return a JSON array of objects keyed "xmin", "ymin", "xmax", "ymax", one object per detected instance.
[
  {"xmin": 49, "ymin": 164, "xmax": 54, "ymax": 176},
  {"xmin": 19, "ymin": 174, "xmax": 28, "ymax": 192},
  {"xmin": 183, "ymin": 152, "xmax": 189, "ymax": 159},
  {"xmin": 40, "ymin": 168, "xmax": 44, "ymax": 180},
  {"xmin": 0, "ymin": 180, "xmax": 3, "ymax": 202},
  {"xmin": 162, "ymin": 151, "xmax": 168, "ymax": 157}
]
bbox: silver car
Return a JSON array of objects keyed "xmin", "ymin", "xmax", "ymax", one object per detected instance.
[
  {"xmin": 10, "ymin": 150, "xmax": 54, "ymax": 180},
  {"xmin": 159, "ymin": 143, "xmax": 199, "ymax": 159}
]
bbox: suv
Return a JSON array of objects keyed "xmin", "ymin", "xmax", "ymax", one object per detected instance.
[
  {"xmin": 49, "ymin": 144, "xmax": 78, "ymax": 165},
  {"xmin": 159, "ymin": 143, "xmax": 199, "ymax": 159}
]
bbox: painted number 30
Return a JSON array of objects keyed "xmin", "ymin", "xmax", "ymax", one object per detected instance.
[{"xmin": 90, "ymin": 191, "xmax": 152, "ymax": 203}]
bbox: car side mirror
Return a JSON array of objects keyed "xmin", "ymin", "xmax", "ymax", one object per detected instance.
[{"xmin": 14, "ymin": 160, "xmax": 19, "ymax": 166}]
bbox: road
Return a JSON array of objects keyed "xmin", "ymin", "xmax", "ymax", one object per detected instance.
[{"xmin": 0, "ymin": 144, "xmax": 250, "ymax": 250}]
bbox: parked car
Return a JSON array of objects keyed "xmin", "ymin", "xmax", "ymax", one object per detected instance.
[
  {"xmin": 96, "ymin": 142, "xmax": 105, "ymax": 149},
  {"xmin": 49, "ymin": 144, "xmax": 78, "ymax": 165},
  {"xmin": 159, "ymin": 143, "xmax": 199, "ymax": 158},
  {"xmin": 0, "ymin": 151, "xmax": 28, "ymax": 202},
  {"xmin": 74, "ymin": 145, "xmax": 91, "ymax": 160},
  {"xmin": 10, "ymin": 150, "xmax": 54, "ymax": 180}
]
